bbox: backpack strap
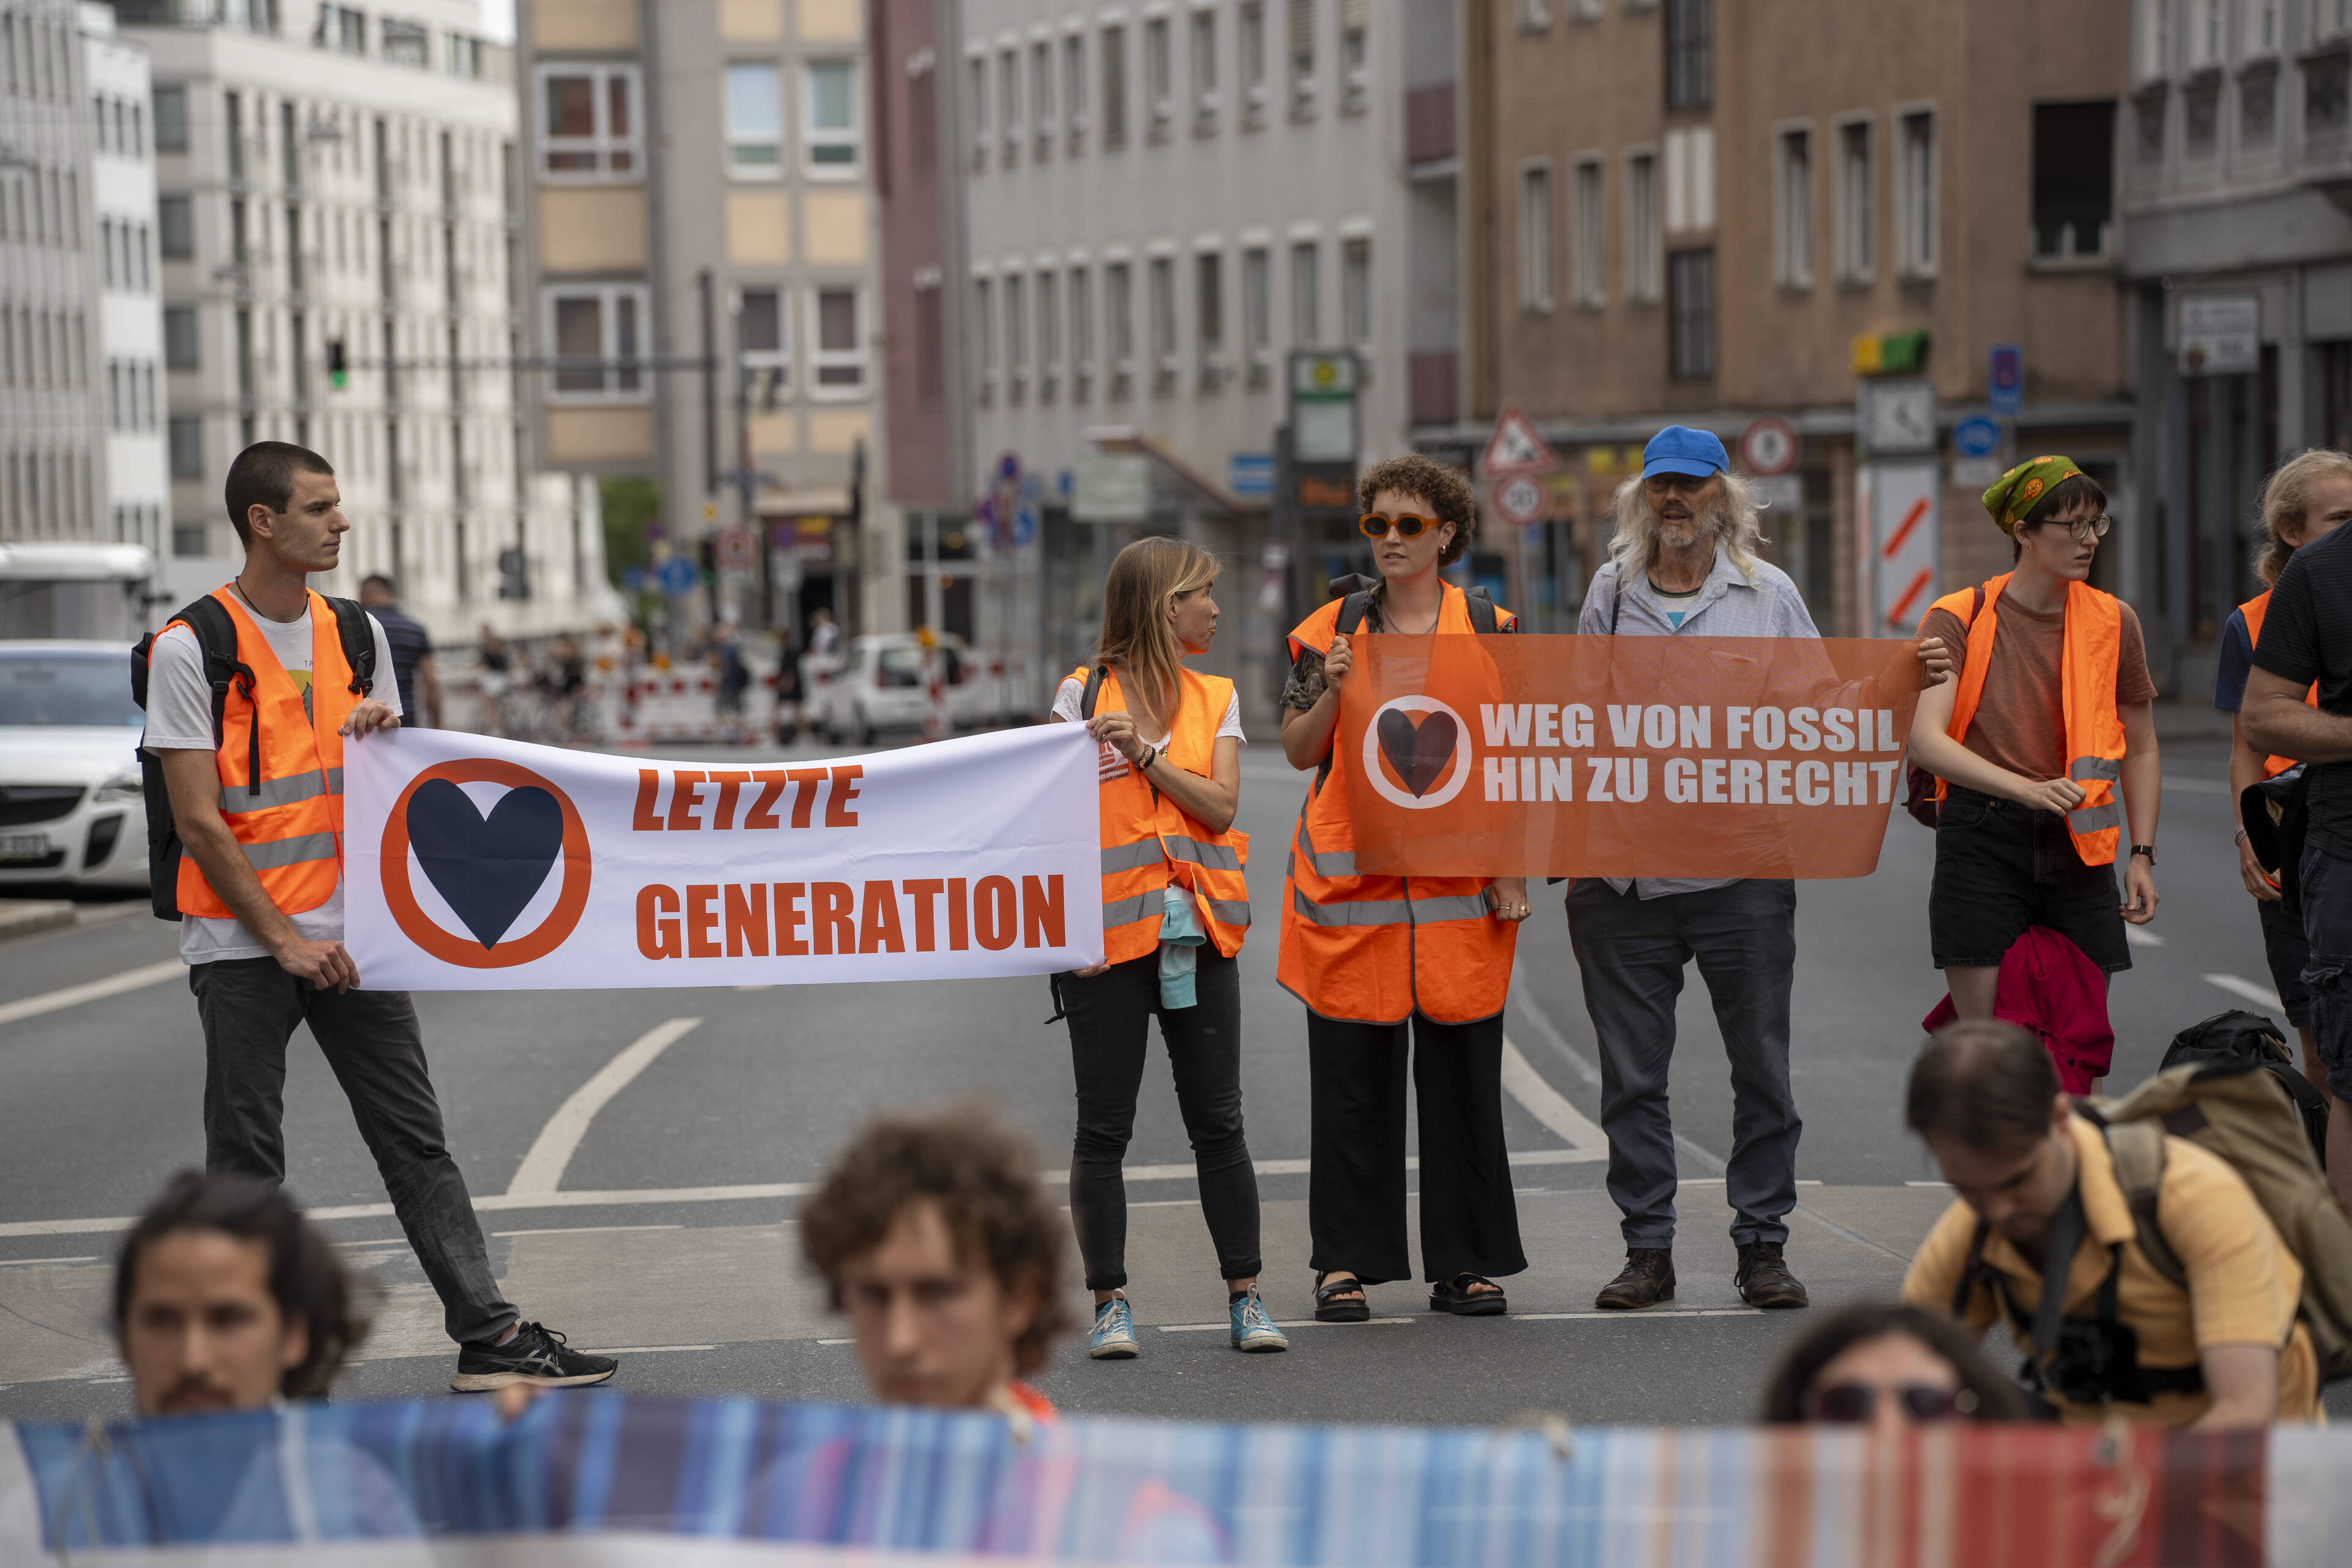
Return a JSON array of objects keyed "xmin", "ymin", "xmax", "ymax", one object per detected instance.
[
  {"xmin": 1336, "ymin": 590, "xmax": 1376, "ymax": 636},
  {"xmin": 1464, "ymin": 585, "xmax": 1506, "ymax": 635},
  {"xmin": 2101, "ymin": 1117, "xmax": 2186, "ymax": 1292},
  {"xmin": 1079, "ymin": 665, "xmax": 1106, "ymax": 720},
  {"xmin": 1951, "ymin": 1218, "xmax": 1995, "ymax": 1320},
  {"xmin": 323, "ymin": 595, "xmax": 378, "ymax": 698}
]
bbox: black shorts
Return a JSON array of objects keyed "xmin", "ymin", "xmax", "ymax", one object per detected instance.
[
  {"xmin": 2260, "ymin": 894, "xmax": 2314, "ymax": 1028},
  {"xmin": 1930, "ymin": 786, "xmax": 2128, "ymax": 973}
]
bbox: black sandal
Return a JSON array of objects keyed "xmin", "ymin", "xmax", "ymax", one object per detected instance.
[
  {"xmin": 1429, "ymin": 1273, "xmax": 1508, "ymax": 1316},
  {"xmin": 1314, "ymin": 1271, "xmax": 1370, "ymax": 1323}
]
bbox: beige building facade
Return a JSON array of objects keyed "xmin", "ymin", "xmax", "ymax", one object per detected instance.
[{"xmin": 1453, "ymin": 0, "xmax": 2141, "ymax": 642}]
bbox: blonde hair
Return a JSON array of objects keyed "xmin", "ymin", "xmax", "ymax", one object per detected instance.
[
  {"xmin": 1094, "ymin": 535, "xmax": 1218, "ymax": 732},
  {"xmin": 2257, "ymin": 448, "xmax": 2352, "ymax": 585},
  {"xmin": 1606, "ymin": 468, "xmax": 1768, "ymax": 584}
]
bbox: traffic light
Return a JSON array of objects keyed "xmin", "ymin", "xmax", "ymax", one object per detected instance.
[
  {"xmin": 497, "ymin": 547, "xmax": 528, "ymax": 600},
  {"xmin": 327, "ymin": 338, "xmax": 348, "ymax": 390}
]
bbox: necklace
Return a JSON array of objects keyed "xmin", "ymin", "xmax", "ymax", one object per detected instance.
[{"xmin": 1378, "ymin": 586, "xmax": 1443, "ymax": 635}]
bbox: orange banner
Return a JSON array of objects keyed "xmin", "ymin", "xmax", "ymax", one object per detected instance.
[{"xmin": 1336, "ymin": 635, "xmax": 1924, "ymax": 880}]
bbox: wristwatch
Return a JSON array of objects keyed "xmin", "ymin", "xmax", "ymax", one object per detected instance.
[{"xmin": 2130, "ymin": 843, "xmax": 2157, "ymax": 865}]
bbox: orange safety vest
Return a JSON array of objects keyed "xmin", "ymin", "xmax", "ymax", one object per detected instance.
[
  {"xmin": 1076, "ymin": 663, "xmax": 1252, "ymax": 965},
  {"xmin": 173, "ymin": 587, "xmax": 361, "ymax": 919},
  {"xmin": 2239, "ymin": 590, "xmax": 2320, "ymax": 778},
  {"xmin": 1929, "ymin": 573, "xmax": 2127, "ymax": 867},
  {"xmin": 1278, "ymin": 582, "xmax": 1517, "ymax": 1025}
]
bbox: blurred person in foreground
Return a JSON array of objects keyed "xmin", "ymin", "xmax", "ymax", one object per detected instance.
[
  {"xmin": 800, "ymin": 1107, "xmax": 1074, "ymax": 1420},
  {"xmin": 1901, "ymin": 1021, "xmax": 2319, "ymax": 1428},
  {"xmin": 1758, "ymin": 1302, "xmax": 2029, "ymax": 1431},
  {"xmin": 356, "ymin": 574, "xmax": 439, "ymax": 729}
]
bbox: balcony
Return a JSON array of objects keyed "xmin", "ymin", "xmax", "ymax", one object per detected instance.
[
  {"xmin": 1406, "ymin": 83, "xmax": 1455, "ymax": 167},
  {"xmin": 1409, "ymin": 349, "xmax": 1458, "ymax": 429}
]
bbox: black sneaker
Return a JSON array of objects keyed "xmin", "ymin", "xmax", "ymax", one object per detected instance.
[{"xmin": 450, "ymin": 1321, "xmax": 619, "ymax": 1392}]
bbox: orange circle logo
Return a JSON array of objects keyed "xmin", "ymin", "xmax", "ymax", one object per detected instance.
[{"xmin": 380, "ymin": 759, "xmax": 592, "ymax": 968}]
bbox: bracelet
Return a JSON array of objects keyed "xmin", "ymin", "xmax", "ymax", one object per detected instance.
[{"xmin": 2234, "ymin": 827, "xmax": 2249, "ymax": 845}]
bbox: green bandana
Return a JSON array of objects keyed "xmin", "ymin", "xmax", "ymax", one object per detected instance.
[{"xmin": 1981, "ymin": 454, "xmax": 2084, "ymax": 535}]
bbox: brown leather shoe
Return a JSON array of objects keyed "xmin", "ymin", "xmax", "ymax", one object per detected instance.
[
  {"xmin": 1594, "ymin": 1248, "xmax": 1675, "ymax": 1310},
  {"xmin": 1735, "ymin": 1242, "xmax": 1809, "ymax": 1308}
]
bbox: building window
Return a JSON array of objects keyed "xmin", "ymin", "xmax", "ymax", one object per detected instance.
[
  {"xmin": 1570, "ymin": 157, "xmax": 1605, "ymax": 306},
  {"xmin": 1101, "ymin": 24, "xmax": 1127, "ymax": 148},
  {"xmin": 1145, "ymin": 17, "xmax": 1172, "ymax": 135},
  {"xmin": 169, "ymin": 415, "xmax": 202, "ymax": 478},
  {"xmin": 1625, "ymin": 149, "xmax": 1660, "ymax": 301},
  {"xmin": 914, "ymin": 278, "xmax": 944, "ymax": 401},
  {"xmin": 1036, "ymin": 268, "xmax": 1060, "ymax": 383},
  {"xmin": 1106, "ymin": 260, "xmax": 1133, "ymax": 370},
  {"xmin": 1003, "ymin": 273, "xmax": 1027, "ymax": 393},
  {"xmin": 1191, "ymin": 7, "xmax": 1218, "ymax": 129},
  {"xmin": 812, "ymin": 287, "xmax": 865, "ymax": 391},
  {"xmin": 739, "ymin": 286, "xmax": 790, "ymax": 403},
  {"xmin": 1289, "ymin": 0, "xmax": 1316, "ymax": 114},
  {"xmin": 2032, "ymin": 101, "xmax": 2116, "ymax": 259},
  {"xmin": 1291, "ymin": 239, "xmax": 1320, "ymax": 344},
  {"xmin": 1240, "ymin": 1, "xmax": 1267, "ymax": 115},
  {"xmin": 908, "ymin": 55, "xmax": 938, "ymax": 174},
  {"xmin": 164, "ymin": 305, "xmax": 198, "ymax": 369},
  {"xmin": 1063, "ymin": 33, "xmax": 1088, "ymax": 151},
  {"xmin": 806, "ymin": 61, "xmax": 860, "ymax": 170},
  {"xmin": 543, "ymin": 284, "xmax": 647, "ymax": 401},
  {"xmin": 1341, "ymin": 236, "xmax": 1371, "ymax": 347},
  {"xmin": 972, "ymin": 276, "xmax": 995, "ymax": 388},
  {"xmin": 2132, "ymin": 0, "xmax": 2166, "ymax": 78},
  {"xmin": 382, "ymin": 19, "xmax": 429, "ymax": 69},
  {"xmin": 1774, "ymin": 127, "xmax": 1812, "ymax": 287},
  {"xmin": 153, "ymin": 83, "xmax": 186, "ymax": 151},
  {"xmin": 1069, "ymin": 265, "xmax": 1093, "ymax": 382},
  {"xmin": 726, "ymin": 62, "xmax": 783, "ymax": 175},
  {"xmin": 2247, "ymin": 0, "xmax": 2281, "ymax": 54},
  {"xmin": 1664, "ymin": 0, "xmax": 1711, "ymax": 111},
  {"xmin": 1896, "ymin": 109, "xmax": 1936, "ymax": 276},
  {"xmin": 1031, "ymin": 40, "xmax": 1055, "ymax": 157},
  {"xmin": 998, "ymin": 48, "xmax": 1020, "ymax": 164},
  {"xmin": 1340, "ymin": 0, "xmax": 1368, "ymax": 109},
  {"xmin": 537, "ymin": 64, "xmax": 640, "ymax": 180},
  {"xmin": 446, "ymin": 32, "xmax": 484, "ymax": 77},
  {"xmin": 967, "ymin": 53, "xmax": 989, "ymax": 169},
  {"xmin": 1242, "ymin": 244, "xmax": 1270, "ymax": 374},
  {"xmin": 1150, "ymin": 255, "xmax": 1177, "ymax": 385},
  {"xmin": 1520, "ymin": 162, "xmax": 1555, "ymax": 312},
  {"xmin": 1196, "ymin": 249, "xmax": 1224, "ymax": 383},
  {"xmin": 1835, "ymin": 118, "xmax": 1874, "ymax": 281},
  {"xmin": 317, "ymin": 5, "xmax": 367, "ymax": 55},
  {"xmin": 1667, "ymin": 247, "xmax": 1714, "ymax": 378}
]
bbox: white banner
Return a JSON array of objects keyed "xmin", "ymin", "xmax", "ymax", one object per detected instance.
[{"xmin": 344, "ymin": 726, "xmax": 1102, "ymax": 990}]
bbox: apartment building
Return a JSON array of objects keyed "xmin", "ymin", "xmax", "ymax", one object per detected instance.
[
  {"xmin": 1457, "ymin": 0, "xmax": 2138, "ymax": 646},
  {"xmin": 874, "ymin": 0, "xmax": 1436, "ymax": 720},
  {"xmin": 2, "ymin": 0, "xmax": 107, "ymax": 543},
  {"xmin": 125, "ymin": 0, "xmax": 613, "ymax": 642},
  {"xmin": 86, "ymin": 4, "xmax": 167, "ymax": 557},
  {"xmin": 512, "ymin": 0, "xmax": 886, "ymax": 647},
  {"xmin": 2122, "ymin": 0, "xmax": 2352, "ymax": 691}
]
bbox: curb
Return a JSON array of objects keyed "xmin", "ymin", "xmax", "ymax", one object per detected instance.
[{"xmin": 0, "ymin": 901, "xmax": 76, "ymax": 941}]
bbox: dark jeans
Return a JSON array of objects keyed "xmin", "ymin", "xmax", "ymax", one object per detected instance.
[
  {"xmin": 1566, "ymin": 877, "xmax": 1801, "ymax": 1250},
  {"xmin": 1306, "ymin": 1009, "xmax": 1526, "ymax": 1286},
  {"xmin": 2303, "ymin": 846, "xmax": 2352, "ymax": 1101},
  {"xmin": 190, "ymin": 959, "xmax": 516, "ymax": 1346},
  {"xmin": 1061, "ymin": 949, "xmax": 1261, "ymax": 1291}
]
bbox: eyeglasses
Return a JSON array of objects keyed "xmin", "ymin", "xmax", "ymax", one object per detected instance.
[
  {"xmin": 1803, "ymin": 1382, "xmax": 1978, "ymax": 1423},
  {"xmin": 1359, "ymin": 513, "xmax": 1441, "ymax": 540},
  {"xmin": 2031, "ymin": 514, "xmax": 2113, "ymax": 545}
]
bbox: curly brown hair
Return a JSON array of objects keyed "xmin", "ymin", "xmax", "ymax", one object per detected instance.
[
  {"xmin": 1358, "ymin": 452, "xmax": 1479, "ymax": 567},
  {"xmin": 799, "ymin": 1106, "xmax": 1072, "ymax": 1375}
]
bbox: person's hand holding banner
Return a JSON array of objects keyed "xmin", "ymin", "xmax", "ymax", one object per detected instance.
[{"xmin": 1336, "ymin": 635, "xmax": 1924, "ymax": 880}]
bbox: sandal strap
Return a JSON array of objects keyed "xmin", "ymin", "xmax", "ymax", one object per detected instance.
[
  {"xmin": 1442, "ymin": 1273, "xmax": 1499, "ymax": 1294},
  {"xmin": 1314, "ymin": 1272, "xmax": 1365, "ymax": 1300}
]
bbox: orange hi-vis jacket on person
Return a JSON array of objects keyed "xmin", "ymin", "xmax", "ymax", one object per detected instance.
[
  {"xmin": 2240, "ymin": 589, "xmax": 2320, "ymax": 778},
  {"xmin": 173, "ymin": 587, "xmax": 364, "ymax": 919},
  {"xmin": 1280, "ymin": 582, "xmax": 1517, "ymax": 1025},
  {"xmin": 1077, "ymin": 663, "xmax": 1253, "ymax": 965},
  {"xmin": 1931, "ymin": 573, "xmax": 2127, "ymax": 867}
]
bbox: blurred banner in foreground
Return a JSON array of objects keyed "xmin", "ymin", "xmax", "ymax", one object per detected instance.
[
  {"xmin": 1338, "ymin": 634, "xmax": 1924, "ymax": 879},
  {"xmin": 344, "ymin": 726, "xmax": 1101, "ymax": 991},
  {"xmin": 4, "ymin": 1396, "xmax": 2346, "ymax": 1566}
]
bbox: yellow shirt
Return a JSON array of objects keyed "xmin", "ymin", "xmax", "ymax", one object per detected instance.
[{"xmin": 1901, "ymin": 1112, "xmax": 2321, "ymax": 1426}]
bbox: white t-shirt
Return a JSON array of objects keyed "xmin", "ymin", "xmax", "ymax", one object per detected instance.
[
  {"xmin": 141, "ymin": 598, "xmax": 401, "ymax": 964},
  {"xmin": 1053, "ymin": 674, "xmax": 1245, "ymax": 783}
]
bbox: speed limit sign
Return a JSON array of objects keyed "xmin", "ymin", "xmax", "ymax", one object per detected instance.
[
  {"xmin": 1493, "ymin": 472, "xmax": 1550, "ymax": 527},
  {"xmin": 1737, "ymin": 416, "xmax": 1799, "ymax": 477}
]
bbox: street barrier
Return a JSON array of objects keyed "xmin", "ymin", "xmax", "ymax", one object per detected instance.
[{"xmin": 4, "ymin": 1394, "xmax": 2345, "ymax": 1564}]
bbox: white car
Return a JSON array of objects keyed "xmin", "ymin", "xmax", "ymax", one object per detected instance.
[
  {"xmin": 0, "ymin": 641, "xmax": 151, "ymax": 889},
  {"xmin": 811, "ymin": 634, "xmax": 993, "ymax": 745}
]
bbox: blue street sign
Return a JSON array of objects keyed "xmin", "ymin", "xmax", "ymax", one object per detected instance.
[
  {"xmin": 657, "ymin": 556, "xmax": 699, "ymax": 598},
  {"xmin": 1229, "ymin": 452, "xmax": 1275, "ymax": 498},
  {"xmin": 1012, "ymin": 503, "xmax": 1039, "ymax": 548},
  {"xmin": 996, "ymin": 451, "xmax": 1022, "ymax": 484},
  {"xmin": 1988, "ymin": 343, "xmax": 2024, "ymax": 415},
  {"xmin": 1952, "ymin": 414, "xmax": 2003, "ymax": 459},
  {"xmin": 621, "ymin": 565, "xmax": 646, "ymax": 592}
]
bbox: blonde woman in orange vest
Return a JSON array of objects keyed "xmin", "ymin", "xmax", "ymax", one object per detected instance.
[
  {"xmin": 1050, "ymin": 535, "xmax": 1286, "ymax": 1360},
  {"xmin": 1278, "ymin": 453, "xmax": 1532, "ymax": 1324},
  {"xmin": 2216, "ymin": 450, "xmax": 2350, "ymax": 1202},
  {"xmin": 1910, "ymin": 458, "xmax": 2162, "ymax": 1030}
]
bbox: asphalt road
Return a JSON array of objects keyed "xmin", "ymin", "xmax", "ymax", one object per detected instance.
[{"xmin": 4, "ymin": 715, "xmax": 2345, "ymax": 1428}]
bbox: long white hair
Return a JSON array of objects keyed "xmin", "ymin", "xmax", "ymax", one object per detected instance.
[{"xmin": 1606, "ymin": 469, "xmax": 1768, "ymax": 584}]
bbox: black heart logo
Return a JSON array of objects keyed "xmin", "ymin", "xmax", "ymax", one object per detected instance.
[
  {"xmin": 405, "ymin": 779, "xmax": 565, "ymax": 950},
  {"xmin": 1377, "ymin": 708, "xmax": 1458, "ymax": 797}
]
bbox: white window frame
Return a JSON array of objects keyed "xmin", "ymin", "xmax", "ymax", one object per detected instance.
[
  {"xmin": 1895, "ymin": 105, "xmax": 1937, "ymax": 279},
  {"xmin": 1341, "ymin": 233, "xmax": 1371, "ymax": 349},
  {"xmin": 1068, "ymin": 262, "xmax": 1094, "ymax": 394},
  {"xmin": 2185, "ymin": 0, "xmax": 2221, "ymax": 68},
  {"xmin": 2246, "ymin": 0, "xmax": 2281, "ymax": 56},
  {"xmin": 1196, "ymin": 242, "xmax": 1226, "ymax": 388},
  {"xmin": 1191, "ymin": 4, "xmax": 1219, "ymax": 130},
  {"xmin": 1773, "ymin": 122, "xmax": 1814, "ymax": 289},
  {"xmin": 967, "ymin": 51, "xmax": 990, "ymax": 170},
  {"xmin": 1003, "ymin": 270, "xmax": 1028, "ymax": 398},
  {"xmin": 1031, "ymin": 38, "xmax": 1056, "ymax": 158},
  {"xmin": 1242, "ymin": 243, "xmax": 1271, "ymax": 379},
  {"xmin": 1106, "ymin": 257, "xmax": 1135, "ymax": 386},
  {"xmin": 1833, "ymin": 113, "xmax": 1875, "ymax": 284},
  {"xmin": 809, "ymin": 285, "xmax": 867, "ymax": 397},
  {"xmin": 1290, "ymin": 236, "xmax": 1320, "ymax": 345},
  {"xmin": 1624, "ymin": 146, "xmax": 1660, "ymax": 303},
  {"xmin": 1340, "ymin": 0, "xmax": 1368, "ymax": 111},
  {"xmin": 737, "ymin": 284, "xmax": 791, "ymax": 401},
  {"xmin": 1570, "ymin": 154, "xmax": 1605, "ymax": 307},
  {"xmin": 1149, "ymin": 250, "xmax": 1179, "ymax": 387},
  {"xmin": 1238, "ymin": 1, "xmax": 1267, "ymax": 118},
  {"xmin": 1518, "ymin": 158, "xmax": 1555, "ymax": 313},
  {"xmin": 726, "ymin": 61, "xmax": 785, "ymax": 179},
  {"xmin": 972, "ymin": 273, "xmax": 996, "ymax": 399},
  {"xmin": 998, "ymin": 47, "xmax": 1022, "ymax": 165},
  {"xmin": 541, "ymin": 283, "xmax": 650, "ymax": 402},
  {"xmin": 535, "ymin": 64, "xmax": 642, "ymax": 183},
  {"xmin": 1036, "ymin": 266, "xmax": 1061, "ymax": 393},
  {"xmin": 1145, "ymin": 15, "xmax": 1174, "ymax": 136},
  {"xmin": 2133, "ymin": 0, "xmax": 2169, "ymax": 81},
  {"xmin": 804, "ymin": 59, "xmax": 861, "ymax": 174},
  {"xmin": 1063, "ymin": 30, "xmax": 1089, "ymax": 152}
]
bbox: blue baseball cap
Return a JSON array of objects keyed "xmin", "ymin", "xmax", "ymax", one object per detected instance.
[{"xmin": 1640, "ymin": 425, "xmax": 1729, "ymax": 481}]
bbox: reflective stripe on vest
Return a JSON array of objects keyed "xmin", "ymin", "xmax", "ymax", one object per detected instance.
[
  {"xmin": 220, "ymin": 766, "xmax": 345, "ymax": 815},
  {"xmin": 2239, "ymin": 590, "xmax": 2318, "ymax": 778},
  {"xmin": 1291, "ymin": 818, "xmax": 1356, "ymax": 880},
  {"xmin": 237, "ymin": 830, "xmax": 342, "ymax": 870},
  {"xmin": 1107, "ymin": 889, "xmax": 1255, "ymax": 930},
  {"xmin": 1289, "ymin": 884, "xmax": 1490, "ymax": 927}
]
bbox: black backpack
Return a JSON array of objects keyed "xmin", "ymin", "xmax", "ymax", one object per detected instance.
[
  {"xmin": 130, "ymin": 592, "xmax": 379, "ymax": 921},
  {"xmin": 2158, "ymin": 1008, "xmax": 2330, "ymax": 1166},
  {"xmin": 1327, "ymin": 573, "xmax": 1507, "ymax": 638}
]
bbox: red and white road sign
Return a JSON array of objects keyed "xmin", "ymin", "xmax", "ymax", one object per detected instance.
[
  {"xmin": 1479, "ymin": 405, "xmax": 1557, "ymax": 476},
  {"xmin": 1491, "ymin": 472, "xmax": 1550, "ymax": 528},
  {"xmin": 1738, "ymin": 416, "xmax": 1799, "ymax": 478},
  {"xmin": 715, "ymin": 526, "xmax": 755, "ymax": 571}
]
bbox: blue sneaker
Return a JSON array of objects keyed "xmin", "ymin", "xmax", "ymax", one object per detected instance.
[
  {"xmin": 1229, "ymin": 1286, "xmax": 1289, "ymax": 1353},
  {"xmin": 1088, "ymin": 1292, "xmax": 1139, "ymax": 1359}
]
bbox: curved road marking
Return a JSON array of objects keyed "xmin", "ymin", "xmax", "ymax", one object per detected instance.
[
  {"xmin": 506, "ymin": 1017, "xmax": 701, "ymax": 1197},
  {"xmin": 0, "ymin": 960, "xmax": 183, "ymax": 1029},
  {"xmin": 2203, "ymin": 973, "xmax": 2285, "ymax": 1012}
]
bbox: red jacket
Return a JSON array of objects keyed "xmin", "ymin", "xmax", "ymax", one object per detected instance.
[{"xmin": 1921, "ymin": 927, "xmax": 2114, "ymax": 1093}]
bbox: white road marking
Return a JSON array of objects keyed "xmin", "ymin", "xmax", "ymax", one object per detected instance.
[
  {"xmin": 1905, "ymin": 1180, "xmax": 1953, "ymax": 1188},
  {"xmin": 2125, "ymin": 927, "xmax": 2164, "ymax": 948},
  {"xmin": 0, "ymin": 1256, "xmax": 94, "ymax": 1267},
  {"xmin": 491, "ymin": 1224, "xmax": 684, "ymax": 1238},
  {"xmin": 1158, "ymin": 1317, "xmax": 1413, "ymax": 1332},
  {"xmin": 2203, "ymin": 973, "xmax": 2285, "ymax": 1012},
  {"xmin": 1678, "ymin": 1178, "xmax": 1822, "ymax": 1186},
  {"xmin": 578, "ymin": 1344, "xmax": 715, "ymax": 1355},
  {"xmin": 0, "ymin": 959, "xmax": 183, "ymax": 1029},
  {"xmin": 1510, "ymin": 963, "xmax": 1728, "ymax": 1175},
  {"xmin": 1516, "ymin": 1308, "xmax": 1765, "ymax": 1321},
  {"xmin": 2162, "ymin": 775, "xmax": 2231, "ymax": 796},
  {"xmin": 506, "ymin": 1017, "xmax": 701, "ymax": 1197},
  {"xmin": 1499, "ymin": 1035, "xmax": 1607, "ymax": 1160}
]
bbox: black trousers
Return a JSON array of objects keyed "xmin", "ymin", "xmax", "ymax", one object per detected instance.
[
  {"xmin": 190, "ymin": 959, "xmax": 516, "ymax": 1346},
  {"xmin": 1060, "ymin": 948, "xmax": 1262, "ymax": 1291},
  {"xmin": 1306, "ymin": 1009, "xmax": 1526, "ymax": 1286}
]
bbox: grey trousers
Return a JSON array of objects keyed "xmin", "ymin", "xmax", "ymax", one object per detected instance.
[
  {"xmin": 190, "ymin": 959, "xmax": 516, "ymax": 1346},
  {"xmin": 1565, "ymin": 878, "xmax": 1801, "ymax": 1249}
]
